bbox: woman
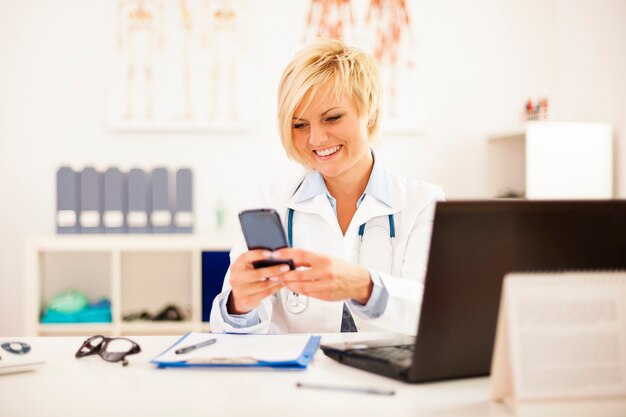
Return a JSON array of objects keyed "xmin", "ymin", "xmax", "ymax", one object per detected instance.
[{"xmin": 210, "ymin": 38, "xmax": 444, "ymax": 335}]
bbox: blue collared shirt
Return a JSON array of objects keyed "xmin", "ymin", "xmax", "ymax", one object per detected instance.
[{"xmin": 221, "ymin": 151, "xmax": 391, "ymax": 327}]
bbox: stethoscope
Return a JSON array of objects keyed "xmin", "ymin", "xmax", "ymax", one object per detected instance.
[{"xmin": 283, "ymin": 207, "xmax": 396, "ymax": 314}]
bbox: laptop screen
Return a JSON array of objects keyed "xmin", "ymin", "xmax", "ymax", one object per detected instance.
[{"xmin": 412, "ymin": 200, "xmax": 626, "ymax": 382}]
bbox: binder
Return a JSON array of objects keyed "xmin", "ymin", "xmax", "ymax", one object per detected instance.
[
  {"xmin": 103, "ymin": 167, "xmax": 127, "ymax": 233},
  {"xmin": 79, "ymin": 167, "xmax": 103, "ymax": 234},
  {"xmin": 150, "ymin": 332, "xmax": 321, "ymax": 369},
  {"xmin": 174, "ymin": 168, "xmax": 193, "ymax": 233},
  {"xmin": 201, "ymin": 251, "xmax": 230, "ymax": 322},
  {"xmin": 127, "ymin": 168, "xmax": 151, "ymax": 233},
  {"xmin": 150, "ymin": 167, "xmax": 172, "ymax": 233},
  {"xmin": 56, "ymin": 166, "xmax": 80, "ymax": 234}
]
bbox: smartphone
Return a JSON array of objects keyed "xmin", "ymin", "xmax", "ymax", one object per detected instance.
[{"xmin": 238, "ymin": 208, "xmax": 295, "ymax": 270}]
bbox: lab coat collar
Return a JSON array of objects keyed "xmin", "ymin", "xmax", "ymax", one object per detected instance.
[
  {"xmin": 292, "ymin": 170, "xmax": 327, "ymax": 204},
  {"xmin": 288, "ymin": 173, "xmax": 338, "ymax": 232},
  {"xmin": 287, "ymin": 152, "xmax": 402, "ymax": 231},
  {"xmin": 363, "ymin": 152, "xmax": 394, "ymax": 208},
  {"xmin": 291, "ymin": 150, "xmax": 394, "ymax": 207}
]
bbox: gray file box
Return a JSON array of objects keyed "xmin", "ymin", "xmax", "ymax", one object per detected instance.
[
  {"xmin": 103, "ymin": 167, "xmax": 127, "ymax": 234},
  {"xmin": 151, "ymin": 167, "xmax": 172, "ymax": 233},
  {"xmin": 79, "ymin": 167, "xmax": 104, "ymax": 234},
  {"xmin": 56, "ymin": 166, "xmax": 80, "ymax": 234},
  {"xmin": 175, "ymin": 168, "xmax": 194, "ymax": 233},
  {"xmin": 127, "ymin": 168, "xmax": 151, "ymax": 233}
]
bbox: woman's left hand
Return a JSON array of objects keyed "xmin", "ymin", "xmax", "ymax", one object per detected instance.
[{"xmin": 272, "ymin": 248, "xmax": 373, "ymax": 305}]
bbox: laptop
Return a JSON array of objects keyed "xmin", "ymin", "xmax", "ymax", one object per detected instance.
[{"xmin": 321, "ymin": 200, "xmax": 626, "ymax": 383}]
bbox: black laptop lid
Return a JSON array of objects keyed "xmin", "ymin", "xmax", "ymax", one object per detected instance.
[{"xmin": 410, "ymin": 200, "xmax": 626, "ymax": 382}]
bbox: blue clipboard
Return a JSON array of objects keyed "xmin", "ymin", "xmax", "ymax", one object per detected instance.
[{"xmin": 150, "ymin": 333, "xmax": 321, "ymax": 369}]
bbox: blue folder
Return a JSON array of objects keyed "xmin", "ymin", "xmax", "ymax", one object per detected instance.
[
  {"xmin": 56, "ymin": 166, "xmax": 80, "ymax": 234},
  {"xmin": 79, "ymin": 167, "xmax": 104, "ymax": 234},
  {"xmin": 150, "ymin": 333, "xmax": 321, "ymax": 369},
  {"xmin": 127, "ymin": 168, "xmax": 151, "ymax": 233},
  {"xmin": 150, "ymin": 167, "xmax": 172, "ymax": 233},
  {"xmin": 174, "ymin": 168, "xmax": 193, "ymax": 233},
  {"xmin": 103, "ymin": 167, "xmax": 127, "ymax": 234}
]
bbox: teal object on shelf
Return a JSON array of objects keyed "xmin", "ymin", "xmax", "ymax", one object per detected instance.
[
  {"xmin": 46, "ymin": 289, "xmax": 89, "ymax": 313},
  {"xmin": 41, "ymin": 305, "xmax": 112, "ymax": 324},
  {"xmin": 41, "ymin": 294, "xmax": 112, "ymax": 324}
]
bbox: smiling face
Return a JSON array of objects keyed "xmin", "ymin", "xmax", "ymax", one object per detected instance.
[{"xmin": 292, "ymin": 82, "xmax": 373, "ymax": 183}]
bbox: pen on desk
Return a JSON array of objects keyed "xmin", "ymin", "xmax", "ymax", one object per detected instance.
[
  {"xmin": 175, "ymin": 338, "xmax": 217, "ymax": 355},
  {"xmin": 296, "ymin": 382, "xmax": 395, "ymax": 396}
]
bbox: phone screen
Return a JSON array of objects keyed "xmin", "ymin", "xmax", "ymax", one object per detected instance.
[{"xmin": 239, "ymin": 209, "xmax": 289, "ymax": 251}]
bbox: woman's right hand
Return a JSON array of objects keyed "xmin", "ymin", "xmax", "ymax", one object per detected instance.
[{"xmin": 227, "ymin": 250, "xmax": 290, "ymax": 315}]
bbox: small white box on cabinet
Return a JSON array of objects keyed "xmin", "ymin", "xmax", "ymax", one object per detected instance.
[
  {"xmin": 526, "ymin": 122, "xmax": 613, "ymax": 199},
  {"xmin": 487, "ymin": 122, "xmax": 613, "ymax": 199}
]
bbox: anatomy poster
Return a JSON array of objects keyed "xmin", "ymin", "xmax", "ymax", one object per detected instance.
[
  {"xmin": 302, "ymin": 0, "xmax": 424, "ymax": 134},
  {"xmin": 109, "ymin": 0, "xmax": 253, "ymax": 132}
]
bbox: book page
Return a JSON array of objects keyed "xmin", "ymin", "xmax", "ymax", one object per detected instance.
[{"xmin": 505, "ymin": 272, "xmax": 626, "ymax": 401}]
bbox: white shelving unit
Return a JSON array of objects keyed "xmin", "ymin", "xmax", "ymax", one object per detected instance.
[
  {"xmin": 487, "ymin": 131, "xmax": 526, "ymax": 198},
  {"xmin": 24, "ymin": 235, "xmax": 235, "ymax": 336},
  {"xmin": 487, "ymin": 121, "xmax": 613, "ymax": 199}
]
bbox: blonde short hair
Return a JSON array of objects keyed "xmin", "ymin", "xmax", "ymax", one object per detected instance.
[{"xmin": 277, "ymin": 38, "xmax": 382, "ymax": 167}]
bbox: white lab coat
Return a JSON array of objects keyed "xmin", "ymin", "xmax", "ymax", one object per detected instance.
[{"xmin": 210, "ymin": 168, "xmax": 445, "ymax": 335}]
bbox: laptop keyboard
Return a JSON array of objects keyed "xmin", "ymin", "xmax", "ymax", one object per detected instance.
[{"xmin": 360, "ymin": 344, "xmax": 414, "ymax": 365}]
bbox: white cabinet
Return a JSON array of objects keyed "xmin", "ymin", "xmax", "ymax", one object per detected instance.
[
  {"xmin": 24, "ymin": 235, "xmax": 234, "ymax": 336},
  {"xmin": 487, "ymin": 122, "xmax": 613, "ymax": 199},
  {"xmin": 487, "ymin": 132, "xmax": 526, "ymax": 198}
]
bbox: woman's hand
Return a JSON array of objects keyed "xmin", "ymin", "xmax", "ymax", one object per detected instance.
[
  {"xmin": 273, "ymin": 248, "xmax": 373, "ymax": 305},
  {"xmin": 227, "ymin": 250, "xmax": 290, "ymax": 315}
]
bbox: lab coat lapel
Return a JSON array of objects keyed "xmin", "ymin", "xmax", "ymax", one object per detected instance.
[
  {"xmin": 287, "ymin": 194, "xmax": 341, "ymax": 235},
  {"xmin": 350, "ymin": 194, "xmax": 398, "ymax": 231},
  {"xmin": 349, "ymin": 156, "xmax": 405, "ymax": 228}
]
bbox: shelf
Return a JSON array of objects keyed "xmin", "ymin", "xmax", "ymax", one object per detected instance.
[
  {"xmin": 27, "ymin": 234, "xmax": 237, "ymax": 252},
  {"xmin": 120, "ymin": 251, "xmax": 194, "ymax": 316},
  {"xmin": 120, "ymin": 321, "xmax": 209, "ymax": 335},
  {"xmin": 37, "ymin": 322, "xmax": 213, "ymax": 336},
  {"xmin": 25, "ymin": 235, "xmax": 233, "ymax": 336},
  {"xmin": 39, "ymin": 251, "xmax": 113, "ymax": 314},
  {"xmin": 38, "ymin": 323, "xmax": 115, "ymax": 336}
]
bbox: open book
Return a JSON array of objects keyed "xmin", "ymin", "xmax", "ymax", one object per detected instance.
[{"xmin": 490, "ymin": 271, "xmax": 626, "ymax": 408}]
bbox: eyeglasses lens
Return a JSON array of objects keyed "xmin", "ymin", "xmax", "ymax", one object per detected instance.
[
  {"xmin": 78, "ymin": 335, "xmax": 104, "ymax": 356},
  {"xmin": 103, "ymin": 338, "xmax": 135, "ymax": 353},
  {"xmin": 101, "ymin": 338, "xmax": 140, "ymax": 366}
]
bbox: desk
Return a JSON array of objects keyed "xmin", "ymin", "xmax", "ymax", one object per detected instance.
[{"xmin": 0, "ymin": 334, "xmax": 510, "ymax": 417}]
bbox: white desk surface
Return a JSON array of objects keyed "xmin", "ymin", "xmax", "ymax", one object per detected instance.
[{"xmin": 0, "ymin": 333, "xmax": 514, "ymax": 417}]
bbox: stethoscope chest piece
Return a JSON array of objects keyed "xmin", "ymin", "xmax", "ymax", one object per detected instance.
[{"xmin": 285, "ymin": 291, "xmax": 308, "ymax": 314}]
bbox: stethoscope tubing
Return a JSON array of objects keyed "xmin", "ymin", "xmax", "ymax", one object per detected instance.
[
  {"xmin": 288, "ymin": 209, "xmax": 395, "ymax": 247},
  {"xmin": 285, "ymin": 208, "xmax": 395, "ymax": 314}
]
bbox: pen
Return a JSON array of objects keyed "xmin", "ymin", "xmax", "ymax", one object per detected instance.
[
  {"xmin": 175, "ymin": 338, "xmax": 217, "ymax": 355},
  {"xmin": 295, "ymin": 382, "xmax": 395, "ymax": 396}
]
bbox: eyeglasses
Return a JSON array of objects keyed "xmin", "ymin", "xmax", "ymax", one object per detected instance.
[{"xmin": 75, "ymin": 335, "xmax": 141, "ymax": 366}]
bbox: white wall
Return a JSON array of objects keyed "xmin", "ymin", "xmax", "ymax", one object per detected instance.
[
  {"xmin": 550, "ymin": 0, "xmax": 626, "ymax": 196},
  {"xmin": 1, "ymin": 0, "xmax": 625, "ymax": 335}
]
